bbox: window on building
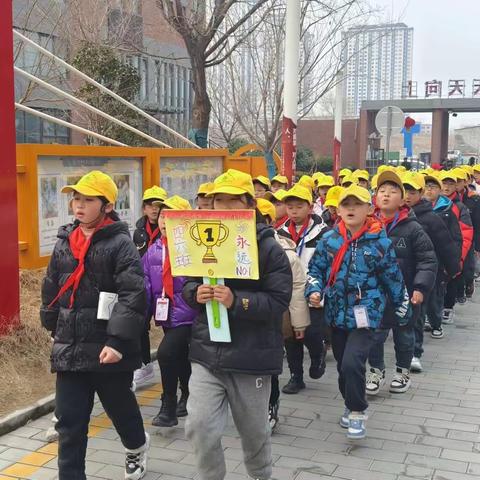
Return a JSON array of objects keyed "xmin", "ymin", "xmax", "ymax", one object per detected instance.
[
  {"xmin": 15, "ymin": 32, "xmax": 56, "ymax": 75},
  {"xmin": 16, "ymin": 108, "xmax": 70, "ymax": 144}
]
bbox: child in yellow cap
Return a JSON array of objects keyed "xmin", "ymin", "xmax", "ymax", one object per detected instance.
[
  {"xmin": 278, "ymin": 184, "xmax": 329, "ymax": 394},
  {"xmin": 182, "ymin": 169, "xmax": 292, "ymax": 480},
  {"xmin": 271, "ymin": 175, "xmax": 289, "ymax": 192},
  {"xmin": 196, "ymin": 182, "xmax": 214, "ymax": 209},
  {"xmin": 253, "ymin": 175, "xmax": 271, "ymax": 198},
  {"xmin": 307, "ymin": 184, "xmax": 409, "ymax": 439},
  {"xmin": 41, "ymin": 171, "xmax": 149, "ymax": 479}
]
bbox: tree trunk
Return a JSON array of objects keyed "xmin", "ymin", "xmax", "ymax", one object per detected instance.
[{"xmin": 188, "ymin": 53, "xmax": 211, "ymax": 148}]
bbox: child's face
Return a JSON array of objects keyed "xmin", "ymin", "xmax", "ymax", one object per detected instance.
[
  {"xmin": 197, "ymin": 195, "xmax": 214, "ymax": 210},
  {"xmin": 254, "ymin": 183, "xmax": 268, "ymax": 198},
  {"xmin": 358, "ymin": 179, "xmax": 369, "ymax": 189},
  {"xmin": 317, "ymin": 186, "xmax": 330, "ymax": 201},
  {"xmin": 285, "ymin": 199, "xmax": 312, "ymax": 225},
  {"xmin": 442, "ymin": 179, "xmax": 457, "ymax": 196},
  {"xmin": 273, "ymin": 200, "xmax": 287, "ymax": 220},
  {"xmin": 143, "ymin": 201, "xmax": 160, "ymax": 223},
  {"xmin": 456, "ymin": 179, "xmax": 466, "ymax": 193},
  {"xmin": 328, "ymin": 206, "xmax": 337, "ymax": 215},
  {"xmin": 72, "ymin": 193, "xmax": 109, "ymax": 224},
  {"xmin": 474, "ymin": 171, "xmax": 480, "ymax": 183},
  {"xmin": 338, "ymin": 197, "xmax": 370, "ymax": 231},
  {"xmin": 376, "ymin": 183, "xmax": 404, "ymax": 214},
  {"xmin": 271, "ymin": 181, "xmax": 286, "ymax": 193},
  {"xmin": 424, "ymin": 182, "xmax": 441, "ymax": 202},
  {"xmin": 214, "ymin": 193, "xmax": 250, "ymax": 210},
  {"xmin": 158, "ymin": 210, "xmax": 167, "ymax": 236},
  {"xmin": 404, "ymin": 187, "xmax": 423, "ymax": 207}
]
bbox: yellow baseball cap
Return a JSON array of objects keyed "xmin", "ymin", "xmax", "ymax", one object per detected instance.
[
  {"xmin": 462, "ymin": 165, "xmax": 474, "ymax": 176},
  {"xmin": 424, "ymin": 174, "xmax": 442, "ymax": 188},
  {"xmin": 377, "ymin": 165, "xmax": 396, "ymax": 174},
  {"xmin": 376, "ymin": 170, "xmax": 405, "ymax": 197},
  {"xmin": 253, "ymin": 175, "xmax": 271, "ymax": 189},
  {"xmin": 353, "ymin": 169, "xmax": 370, "ymax": 181},
  {"xmin": 473, "ymin": 164, "xmax": 480, "ymax": 173},
  {"xmin": 156, "ymin": 195, "xmax": 191, "ymax": 210},
  {"xmin": 143, "ymin": 185, "xmax": 167, "ymax": 202},
  {"xmin": 397, "ymin": 166, "xmax": 407, "ymax": 173},
  {"xmin": 298, "ymin": 175, "xmax": 315, "ymax": 191},
  {"xmin": 271, "ymin": 175, "xmax": 288, "ymax": 185},
  {"xmin": 264, "ymin": 189, "xmax": 287, "ymax": 202},
  {"xmin": 256, "ymin": 198, "xmax": 276, "ymax": 222},
  {"xmin": 208, "ymin": 169, "xmax": 255, "ymax": 197},
  {"xmin": 197, "ymin": 182, "xmax": 215, "ymax": 196},
  {"xmin": 324, "ymin": 186, "xmax": 344, "ymax": 208},
  {"xmin": 340, "ymin": 172, "xmax": 359, "ymax": 186},
  {"xmin": 452, "ymin": 167, "xmax": 468, "ymax": 181},
  {"xmin": 371, "ymin": 174, "xmax": 379, "ymax": 190},
  {"xmin": 440, "ymin": 171, "xmax": 458, "ymax": 182},
  {"xmin": 284, "ymin": 184, "xmax": 313, "ymax": 205},
  {"xmin": 312, "ymin": 172, "xmax": 325, "ymax": 183},
  {"xmin": 339, "ymin": 184, "xmax": 371, "ymax": 205},
  {"xmin": 61, "ymin": 170, "xmax": 118, "ymax": 204},
  {"xmin": 339, "ymin": 168, "xmax": 352, "ymax": 178},
  {"xmin": 402, "ymin": 171, "xmax": 425, "ymax": 191},
  {"xmin": 316, "ymin": 175, "xmax": 334, "ymax": 187}
]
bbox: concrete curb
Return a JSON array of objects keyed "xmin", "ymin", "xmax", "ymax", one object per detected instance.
[{"xmin": 0, "ymin": 349, "xmax": 159, "ymax": 437}]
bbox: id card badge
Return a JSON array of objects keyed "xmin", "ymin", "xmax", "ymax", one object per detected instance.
[
  {"xmin": 353, "ymin": 305, "xmax": 370, "ymax": 329},
  {"xmin": 155, "ymin": 297, "xmax": 170, "ymax": 324}
]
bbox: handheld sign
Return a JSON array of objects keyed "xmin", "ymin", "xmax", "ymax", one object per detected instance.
[{"xmin": 164, "ymin": 210, "xmax": 259, "ymax": 343}]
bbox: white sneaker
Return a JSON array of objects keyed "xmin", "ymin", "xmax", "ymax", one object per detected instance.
[
  {"xmin": 390, "ymin": 368, "xmax": 411, "ymax": 393},
  {"xmin": 442, "ymin": 308, "xmax": 454, "ymax": 325},
  {"xmin": 410, "ymin": 357, "xmax": 423, "ymax": 373},
  {"xmin": 366, "ymin": 368, "xmax": 385, "ymax": 396},
  {"xmin": 125, "ymin": 432, "xmax": 149, "ymax": 480},
  {"xmin": 133, "ymin": 364, "xmax": 155, "ymax": 388},
  {"xmin": 45, "ymin": 415, "xmax": 58, "ymax": 442}
]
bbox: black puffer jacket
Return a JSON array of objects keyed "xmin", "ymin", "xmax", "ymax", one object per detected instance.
[
  {"xmin": 133, "ymin": 216, "xmax": 160, "ymax": 257},
  {"xmin": 381, "ymin": 207, "xmax": 437, "ymax": 296},
  {"xmin": 459, "ymin": 189, "xmax": 480, "ymax": 251},
  {"xmin": 183, "ymin": 223, "xmax": 293, "ymax": 376},
  {"xmin": 412, "ymin": 199, "xmax": 460, "ymax": 281},
  {"xmin": 41, "ymin": 221, "xmax": 146, "ymax": 373}
]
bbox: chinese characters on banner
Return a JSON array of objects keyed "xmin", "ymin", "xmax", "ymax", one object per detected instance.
[
  {"xmin": 425, "ymin": 80, "xmax": 442, "ymax": 98},
  {"xmin": 164, "ymin": 209, "xmax": 259, "ymax": 280},
  {"xmin": 448, "ymin": 80, "xmax": 465, "ymax": 97},
  {"xmin": 403, "ymin": 79, "xmax": 480, "ymax": 98}
]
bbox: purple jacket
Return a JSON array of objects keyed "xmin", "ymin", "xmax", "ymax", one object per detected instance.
[{"xmin": 143, "ymin": 239, "xmax": 197, "ymax": 328}]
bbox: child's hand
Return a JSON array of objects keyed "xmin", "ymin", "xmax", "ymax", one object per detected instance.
[
  {"xmin": 213, "ymin": 285, "xmax": 234, "ymax": 308},
  {"xmin": 294, "ymin": 330, "xmax": 305, "ymax": 340},
  {"xmin": 411, "ymin": 290, "xmax": 424, "ymax": 305},
  {"xmin": 309, "ymin": 292, "xmax": 322, "ymax": 308},
  {"xmin": 99, "ymin": 346, "xmax": 121, "ymax": 364},
  {"xmin": 197, "ymin": 285, "xmax": 214, "ymax": 304}
]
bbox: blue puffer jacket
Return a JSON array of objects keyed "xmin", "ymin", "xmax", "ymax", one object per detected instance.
[
  {"xmin": 306, "ymin": 219, "xmax": 410, "ymax": 331},
  {"xmin": 143, "ymin": 239, "xmax": 197, "ymax": 328}
]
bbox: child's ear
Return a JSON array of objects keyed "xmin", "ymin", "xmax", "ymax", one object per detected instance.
[
  {"xmin": 104, "ymin": 203, "xmax": 114, "ymax": 213},
  {"xmin": 368, "ymin": 204, "xmax": 375, "ymax": 215}
]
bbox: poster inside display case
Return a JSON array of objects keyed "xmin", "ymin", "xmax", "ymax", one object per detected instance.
[
  {"xmin": 160, "ymin": 156, "xmax": 224, "ymax": 207},
  {"xmin": 37, "ymin": 155, "xmax": 143, "ymax": 256}
]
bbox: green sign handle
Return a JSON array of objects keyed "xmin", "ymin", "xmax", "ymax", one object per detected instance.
[{"xmin": 209, "ymin": 278, "xmax": 221, "ymax": 328}]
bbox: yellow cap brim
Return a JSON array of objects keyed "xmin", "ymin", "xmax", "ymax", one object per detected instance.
[
  {"xmin": 324, "ymin": 200, "xmax": 338, "ymax": 208},
  {"xmin": 283, "ymin": 193, "xmax": 312, "ymax": 204},
  {"xmin": 61, "ymin": 185, "xmax": 107, "ymax": 199},
  {"xmin": 424, "ymin": 176, "xmax": 442, "ymax": 188},
  {"xmin": 339, "ymin": 193, "xmax": 370, "ymax": 205},
  {"xmin": 207, "ymin": 186, "xmax": 252, "ymax": 197},
  {"xmin": 402, "ymin": 180, "xmax": 422, "ymax": 191}
]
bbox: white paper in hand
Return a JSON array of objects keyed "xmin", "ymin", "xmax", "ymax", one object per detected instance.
[{"xmin": 97, "ymin": 292, "xmax": 118, "ymax": 320}]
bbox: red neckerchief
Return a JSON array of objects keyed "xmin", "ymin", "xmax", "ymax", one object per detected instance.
[
  {"xmin": 376, "ymin": 206, "xmax": 409, "ymax": 234},
  {"xmin": 49, "ymin": 217, "xmax": 114, "ymax": 308},
  {"xmin": 288, "ymin": 216, "xmax": 310, "ymax": 245},
  {"xmin": 327, "ymin": 218, "xmax": 381, "ymax": 288},
  {"xmin": 274, "ymin": 215, "xmax": 288, "ymax": 230},
  {"xmin": 145, "ymin": 220, "xmax": 160, "ymax": 248},
  {"xmin": 448, "ymin": 192, "xmax": 459, "ymax": 202},
  {"xmin": 161, "ymin": 236, "xmax": 174, "ymax": 303}
]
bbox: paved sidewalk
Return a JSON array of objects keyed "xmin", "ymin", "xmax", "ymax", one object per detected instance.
[{"xmin": 1, "ymin": 292, "xmax": 480, "ymax": 480}]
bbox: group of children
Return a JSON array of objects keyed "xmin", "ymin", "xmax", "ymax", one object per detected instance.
[{"xmin": 40, "ymin": 162, "xmax": 480, "ymax": 480}]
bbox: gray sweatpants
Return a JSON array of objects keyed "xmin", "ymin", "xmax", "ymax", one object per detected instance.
[{"xmin": 185, "ymin": 362, "xmax": 272, "ymax": 480}]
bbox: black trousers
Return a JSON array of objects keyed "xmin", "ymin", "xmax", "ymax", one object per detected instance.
[
  {"xmin": 331, "ymin": 327, "xmax": 374, "ymax": 413},
  {"xmin": 56, "ymin": 371, "xmax": 145, "ymax": 480},
  {"xmin": 270, "ymin": 375, "xmax": 280, "ymax": 405},
  {"xmin": 157, "ymin": 325, "xmax": 192, "ymax": 397},
  {"xmin": 445, "ymin": 275, "xmax": 462, "ymax": 309},
  {"xmin": 140, "ymin": 317, "xmax": 151, "ymax": 365},
  {"xmin": 426, "ymin": 279, "xmax": 446, "ymax": 330},
  {"xmin": 284, "ymin": 308, "xmax": 325, "ymax": 377}
]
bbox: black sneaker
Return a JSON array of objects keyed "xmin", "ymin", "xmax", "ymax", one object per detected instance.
[
  {"xmin": 152, "ymin": 394, "xmax": 178, "ymax": 427},
  {"xmin": 457, "ymin": 296, "xmax": 467, "ymax": 305},
  {"xmin": 268, "ymin": 401, "xmax": 280, "ymax": 431},
  {"xmin": 282, "ymin": 375, "xmax": 306, "ymax": 394},
  {"xmin": 423, "ymin": 320, "xmax": 432, "ymax": 332},
  {"xmin": 431, "ymin": 328, "xmax": 444, "ymax": 339},
  {"xmin": 466, "ymin": 282, "xmax": 475, "ymax": 298},
  {"xmin": 125, "ymin": 433, "xmax": 149, "ymax": 480}
]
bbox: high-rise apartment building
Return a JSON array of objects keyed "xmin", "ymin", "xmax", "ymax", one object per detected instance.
[{"xmin": 342, "ymin": 23, "xmax": 413, "ymax": 117}]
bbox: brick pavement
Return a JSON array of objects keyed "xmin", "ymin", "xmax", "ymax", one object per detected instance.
[{"xmin": 1, "ymin": 292, "xmax": 480, "ymax": 479}]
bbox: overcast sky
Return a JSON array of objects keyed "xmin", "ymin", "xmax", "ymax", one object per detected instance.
[{"xmin": 375, "ymin": 0, "xmax": 480, "ymax": 128}]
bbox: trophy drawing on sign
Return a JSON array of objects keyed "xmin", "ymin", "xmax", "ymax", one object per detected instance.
[{"xmin": 190, "ymin": 220, "xmax": 229, "ymax": 263}]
